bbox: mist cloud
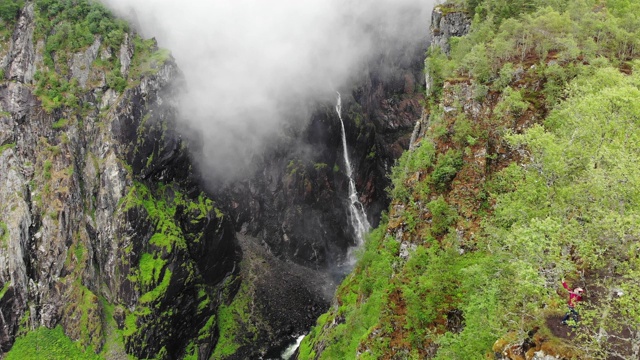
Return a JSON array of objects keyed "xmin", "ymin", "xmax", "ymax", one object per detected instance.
[{"xmin": 102, "ymin": 0, "xmax": 436, "ymax": 181}]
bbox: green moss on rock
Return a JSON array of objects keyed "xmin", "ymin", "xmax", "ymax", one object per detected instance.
[{"xmin": 6, "ymin": 325, "xmax": 101, "ymax": 360}]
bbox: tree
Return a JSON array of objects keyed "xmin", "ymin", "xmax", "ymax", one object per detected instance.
[{"xmin": 0, "ymin": 0, "xmax": 22, "ymax": 22}]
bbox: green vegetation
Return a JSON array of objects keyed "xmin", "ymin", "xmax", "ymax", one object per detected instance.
[
  {"xmin": 31, "ymin": 0, "xmax": 131, "ymax": 111},
  {"xmin": 0, "ymin": 281, "xmax": 10, "ymax": 300},
  {"xmin": 302, "ymin": 1, "xmax": 640, "ymax": 359},
  {"xmin": 298, "ymin": 226, "xmax": 395, "ymax": 359},
  {"xmin": 138, "ymin": 253, "xmax": 166, "ymax": 288},
  {"xmin": 43, "ymin": 159, "xmax": 53, "ymax": 180},
  {"xmin": 120, "ymin": 182, "xmax": 222, "ymax": 352},
  {"xmin": 36, "ymin": 0, "xmax": 128, "ymax": 55},
  {"xmin": 212, "ymin": 279, "xmax": 256, "ymax": 358},
  {"xmin": 0, "ymin": 0, "xmax": 22, "ymax": 23},
  {"xmin": 431, "ymin": 149, "xmax": 464, "ymax": 191},
  {"xmin": 0, "ymin": 142, "xmax": 16, "ymax": 154},
  {"xmin": 314, "ymin": 162, "xmax": 328, "ymax": 171},
  {"xmin": 25, "ymin": 0, "xmax": 173, "ymax": 113},
  {"xmin": 138, "ymin": 268, "xmax": 171, "ymax": 304},
  {"xmin": 128, "ymin": 37, "xmax": 171, "ymax": 81},
  {"xmin": 6, "ymin": 325, "xmax": 101, "ymax": 360},
  {"xmin": 52, "ymin": 117, "xmax": 69, "ymax": 129}
]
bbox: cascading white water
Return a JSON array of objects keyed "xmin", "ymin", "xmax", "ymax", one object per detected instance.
[
  {"xmin": 335, "ymin": 92, "xmax": 371, "ymax": 248},
  {"xmin": 280, "ymin": 335, "xmax": 306, "ymax": 360}
]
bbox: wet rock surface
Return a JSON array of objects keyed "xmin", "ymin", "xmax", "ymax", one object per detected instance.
[
  {"xmin": 222, "ymin": 23, "xmax": 427, "ymax": 270},
  {"xmin": 229, "ymin": 234, "xmax": 334, "ymax": 359}
]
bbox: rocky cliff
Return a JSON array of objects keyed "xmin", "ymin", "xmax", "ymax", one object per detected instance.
[
  {"xmin": 223, "ymin": 26, "xmax": 427, "ymax": 270},
  {"xmin": 0, "ymin": 2, "xmax": 240, "ymax": 358},
  {"xmin": 424, "ymin": 4, "xmax": 471, "ymax": 97}
]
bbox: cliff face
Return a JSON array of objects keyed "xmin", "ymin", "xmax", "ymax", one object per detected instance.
[
  {"xmin": 429, "ymin": 5, "xmax": 471, "ymax": 56},
  {"xmin": 424, "ymin": 4, "xmax": 471, "ymax": 97},
  {"xmin": 0, "ymin": 3, "xmax": 239, "ymax": 358},
  {"xmin": 224, "ymin": 28, "xmax": 427, "ymax": 270}
]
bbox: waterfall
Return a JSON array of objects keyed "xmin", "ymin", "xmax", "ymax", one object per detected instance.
[
  {"xmin": 335, "ymin": 92, "xmax": 371, "ymax": 248},
  {"xmin": 281, "ymin": 335, "xmax": 306, "ymax": 360}
]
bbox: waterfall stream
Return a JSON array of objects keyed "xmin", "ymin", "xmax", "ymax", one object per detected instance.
[
  {"xmin": 280, "ymin": 335, "xmax": 306, "ymax": 360},
  {"xmin": 271, "ymin": 94, "xmax": 372, "ymax": 360},
  {"xmin": 335, "ymin": 92, "xmax": 371, "ymax": 251}
]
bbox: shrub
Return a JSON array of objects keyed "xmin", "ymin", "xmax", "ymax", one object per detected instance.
[
  {"xmin": 43, "ymin": 160, "xmax": 53, "ymax": 179},
  {"xmin": 427, "ymin": 196, "xmax": 458, "ymax": 235},
  {"xmin": 52, "ymin": 118, "xmax": 68, "ymax": 129},
  {"xmin": 0, "ymin": 0, "xmax": 22, "ymax": 22},
  {"xmin": 494, "ymin": 86, "xmax": 528, "ymax": 119},
  {"xmin": 431, "ymin": 150, "xmax": 464, "ymax": 191}
]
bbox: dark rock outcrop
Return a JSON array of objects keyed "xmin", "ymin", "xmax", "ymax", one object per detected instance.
[
  {"xmin": 430, "ymin": 5, "xmax": 472, "ymax": 56},
  {"xmin": 425, "ymin": 5, "xmax": 472, "ymax": 96}
]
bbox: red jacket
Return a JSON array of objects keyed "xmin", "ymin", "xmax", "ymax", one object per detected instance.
[{"xmin": 563, "ymin": 281, "xmax": 583, "ymax": 308}]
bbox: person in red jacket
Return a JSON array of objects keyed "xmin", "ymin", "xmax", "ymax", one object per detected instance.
[{"xmin": 561, "ymin": 279, "xmax": 584, "ymax": 325}]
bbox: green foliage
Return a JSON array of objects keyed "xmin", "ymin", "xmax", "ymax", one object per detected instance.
[
  {"xmin": 35, "ymin": 0, "xmax": 128, "ymax": 52},
  {"xmin": 0, "ymin": 281, "xmax": 10, "ymax": 299},
  {"xmin": 452, "ymin": 114, "xmax": 476, "ymax": 145},
  {"xmin": 0, "ymin": 142, "xmax": 15, "ymax": 154},
  {"xmin": 43, "ymin": 159, "xmax": 53, "ymax": 180},
  {"xmin": 212, "ymin": 280, "xmax": 254, "ymax": 358},
  {"xmin": 425, "ymin": 47, "xmax": 453, "ymax": 97},
  {"xmin": 494, "ymin": 86, "xmax": 528, "ymax": 119},
  {"xmin": 494, "ymin": 62, "xmax": 515, "ymax": 89},
  {"xmin": 122, "ymin": 312, "xmax": 138, "ymax": 338},
  {"xmin": 427, "ymin": 196, "xmax": 458, "ymax": 236},
  {"xmin": 29, "ymin": 0, "xmax": 170, "ymax": 109},
  {"xmin": 6, "ymin": 326, "xmax": 100, "ymax": 359},
  {"xmin": 0, "ymin": 221, "xmax": 8, "ymax": 247},
  {"xmin": 119, "ymin": 182, "xmax": 219, "ymax": 349},
  {"xmin": 52, "ymin": 118, "xmax": 68, "ymax": 130},
  {"xmin": 431, "ymin": 149, "xmax": 464, "ymax": 191},
  {"xmin": 106, "ymin": 72, "xmax": 127, "ymax": 93},
  {"xmin": 0, "ymin": 0, "xmax": 22, "ymax": 22},
  {"xmin": 388, "ymin": 140, "xmax": 436, "ymax": 200},
  {"xmin": 138, "ymin": 269, "xmax": 171, "ymax": 304},
  {"xmin": 300, "ymin": 226, "xmax": 395, "ymax": 360},
  {"xmin": 313, "ymin": 162, "xmax": 328, "ymax": 171},
  {"xmin": 428, "ymin": 1, "xmax": 640, "ymax": 105},
  {"xmin": 34, "ymin": 71, "xmax": 81, "ymax": 112},
  {"xmin": 73, "ymin": 242, "xmax": 84, "ymax": 261},
  {"xmin": 461, "ymin": 43, "xmax": 492, "ymax": 83},
  {"xmin": 121, "ymin": 182, "xmax": 216, "ymax": 253},
  {"xmin": 138, "ymin": 253, "xmax": 166, "ymax": 288},
  {"xmin": 484, "ymin": 67, "xmax": 640, "ymax": 357},
  {"xmin": 129, "ymin": 38, "xmax": 171, "ymax": 80}
]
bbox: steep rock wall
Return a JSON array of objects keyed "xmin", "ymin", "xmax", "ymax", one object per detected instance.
[
  {"xmin": 223, "ymin": 23, "xmax": 427, "ymax": 270},
  {"xmin": 424, "ymin": 4, "xmax": 472, "ymax": 96},
  {"xmin": 0, "ymin": 3, "xmax": 240, "ymax": 358}
]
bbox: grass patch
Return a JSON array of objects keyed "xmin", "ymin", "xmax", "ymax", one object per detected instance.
[
  {"xmin": 5, "ymin": 325, "xmax": 100, "ymax": 360},
  {"xmin": 52, "ymin": 118, "xmax": 69, "ymax": 130},
  {"xmin": 0, "ymin": 142, "xmax": 15, "ymax": 154}
]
